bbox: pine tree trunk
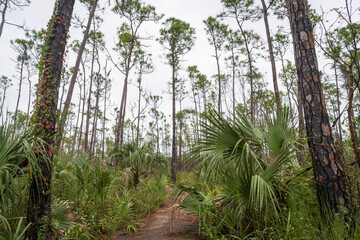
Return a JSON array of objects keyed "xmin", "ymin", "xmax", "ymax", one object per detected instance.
[
  {"xmin": 214, "ymin": 44, "xmax": 222, "ymax": 113},
  {"xmin": 0, "ymin": 87, "xmax": 7, "ymax": 119},
  {"xmin": 171, "ymin": 63, "xmax": 177, "ymax": 183},
  {"xmin": 297, "ymin": 81, "xmax": 306, "ymax": 164},
  {"xmin": 70, "ymin": 84, "xmax": 82, "ymax": 156},
  {"xmin": 84, "ymin": 30, "xmax": 96, "ymax": 153},
  {"xmin": 115, "ymin": 36, "xmax": 135, "ymax": 147},
  {"xmin": 26, "ymin": 0, "xmax": 75, "ymax": 238},
  {"xmin": 334, "ymin": 64, "xmax": 343, "ymax": 152},
  {"xmin": 286, "ymin": 0, "xmax": 347, "ymax": 216},
  {"xmin": 102, "ymin": 83, "xmax": 107, "ymax": 160},
  {"xmin": 156, "ymin": 114, "xmax": 160, "ymax": 154},
  {"xmin": 90, "ymin": 87, "xmax": 100, "ymax": 158},
  {"xmin": 345, "ymin": 66, "xmax": 360, "ymax": 166},
  {"xmin": 26, "ymin": 68, "xmax": 31, "ymax": 130},
  {"xmin": 58, "ymin": 78, "xmax": 66, "ymax": 112},
  {"xmin": 236, "ymin": 21, "xmax": 255, "ymax": 122},
  {"xmin": 136, "ymin": 76, "xmax": 142, "ymax": 146},
  {"xmin": 13, "ymin": 58, "xmax": 24, "ymax": 133},
  {"xmin": 57, "ymin": 0, "xmax": 97, "ymax": 148},
  {"xmin": 231, "ymin": 48, "xmax": 236, "ymax": 118},
  {"xmin": 0, "ymin": 0, "xmax": 8, "ymax": 38},
  {"xmin": 77, "ymin": 62, "xmax": 87, "ymax": 152},
  {"xmin": 261, "ymin": 0, "xmax": 281, "ymax": 108},
  {"xmin": 178, "ymin": 115, "xmax": 183, "ymax": 171}
]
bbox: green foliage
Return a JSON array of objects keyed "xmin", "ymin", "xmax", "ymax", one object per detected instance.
[
  {"xmin": 0, "ymin": 215, "xmax": 30, "ymax": 240},
  {"xmin": 221, "ymin": 0, "xmax": 261, "ymax": 22},
  {"xmin": 158, "ymin": 17, "xmax": 196, "ymax": 68},
  {"xmin": 203, "ymin": 16, "xmax": 228, "ymax": 50},
  {"xmin": 10, "ymin": 38, "xmax": 33, "ymax": 64},
  {"xmin": 50, "ymin": 151, "xmax": 167, "ymax": 238},
  {"xmin": 181, "ymin": 108, "xmax": 298, "ymax": 238},
  {"xmin": 110, "ymin": 142, "xmax": 167, "ymax": 185},
  {"xmin": 0, "ymin": 126, "xmax": 48, "ymax": 239},
  {"xmin": 112, "ymin": 0, "xmax": 162, "ymax": 23}
]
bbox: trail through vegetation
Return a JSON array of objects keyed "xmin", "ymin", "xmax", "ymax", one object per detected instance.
[
  {"xmin": 113, "ymin": 186, "xmax": 200, "ymax": 240},
  {"xmin": 1, "ymin": 0, "xmax": 360, "ymax": 239}
]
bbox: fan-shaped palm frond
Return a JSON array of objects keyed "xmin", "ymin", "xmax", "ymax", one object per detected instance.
[{"xmin": 187, "ymin": 107, "xmax": 298, "ymax": 233}]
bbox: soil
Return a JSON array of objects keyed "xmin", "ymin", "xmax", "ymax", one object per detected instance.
[{"xmin": 112, "ymin": 186, "xmax": 201, "ymax": 240}]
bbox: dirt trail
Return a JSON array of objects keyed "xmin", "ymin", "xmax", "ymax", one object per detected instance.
[{"xmin": 112, "ymin": 186, "xmax": 201, "ymax": 240}]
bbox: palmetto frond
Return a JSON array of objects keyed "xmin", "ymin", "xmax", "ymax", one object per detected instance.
[{"xmin": 188, "ymin": 107, "xmax": 297, "ymax": 226}]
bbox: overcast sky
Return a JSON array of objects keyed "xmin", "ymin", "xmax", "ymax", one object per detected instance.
[{"xmin": 0, "ymin": 0, "xmax": 358, "ymax": 127}]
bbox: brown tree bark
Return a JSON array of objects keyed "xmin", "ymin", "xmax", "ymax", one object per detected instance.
[
  {"xmin": 261, "ymin": 0, "xmax": 281, "ymax": 108},
  {"xmin": 26, "ymin": 0, "xmax": 75, "ymax": 238},
  {"xmin": 296, "ymin": 81, "xmax": 306, "ymax": 164},
  {"xmin": 286, "ymin": 0, "xmax": 347, "ymax": 215}
]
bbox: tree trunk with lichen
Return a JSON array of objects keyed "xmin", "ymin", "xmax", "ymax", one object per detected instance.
[
  {"xmin": 26, "ymin": 0, "xmax": 75, "ymax": 239},
  {"xmin": 286, "ymin": 0, "xmax": 347, "ymax": 216}
]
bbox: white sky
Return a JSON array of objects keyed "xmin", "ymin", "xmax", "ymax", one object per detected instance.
[{"xmin": 0, "ymin": 0, "xmax": 358, "ymax": 130}]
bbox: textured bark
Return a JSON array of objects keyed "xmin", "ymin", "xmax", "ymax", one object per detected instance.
[
  {"xmin": 261, "ymin": 0, "xmax": 281, "ymax": 108},
  {"xmin": 27, "ymin": 0, "xmax": 75, "ymax": 239},
  {"xmin": 286, "ymin": 0, "xmax": 347, "ymax": 215},
  {"xmin": 57, "ymin": 0, "xmax": 97, "ymax": 149},
  {"xmin": 296, "ymin": 81, "xmax": 306, "ymax": 164}
]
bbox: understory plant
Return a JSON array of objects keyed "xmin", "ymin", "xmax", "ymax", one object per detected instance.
[
  {"xmin": 0, "ymin": 126, "xmax": 36, "ymax": 239},
  {"xmin": 110, "ymin": 142, "xmax": 167, "ymax": 186},
  {"xmin": 52, "ymin": 151, "xmax": 167, "ymax": 238},
  {"xmin": 179, "ymin": 108, "xmax": 300, "ymax": 238}
]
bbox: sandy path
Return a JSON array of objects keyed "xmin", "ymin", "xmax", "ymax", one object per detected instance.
[{"xmin": 112, "ymin": 186, "xmax": 201, "ymax": 240}]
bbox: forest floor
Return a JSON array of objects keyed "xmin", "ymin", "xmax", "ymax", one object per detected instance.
[{"xmin": 112, "ymin": 186, "xmax": 201, "ymax": 240}]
